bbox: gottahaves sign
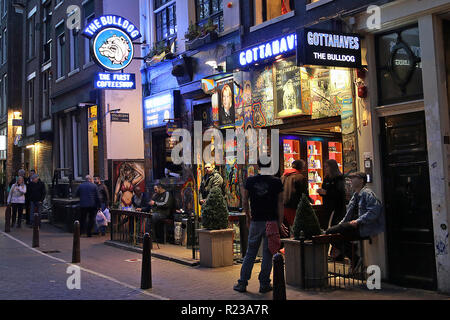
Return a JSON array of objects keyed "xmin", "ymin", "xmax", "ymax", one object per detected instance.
[
  {"xmin": 82, "ymin": 15, "xmax": 141, "ymax": 71},
  {"xmin": 297, "ymin": 28, "xmax": 362, "ymax": 68}
]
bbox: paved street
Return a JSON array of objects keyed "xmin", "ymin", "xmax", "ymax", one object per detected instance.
[{"xmin": 1, "ymin": 207, "xmax": 449, "ymax": 300}]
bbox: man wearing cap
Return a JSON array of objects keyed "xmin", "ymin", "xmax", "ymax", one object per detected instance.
[
  {"xmin": 28, "ymin": 174, "xmax": 47, "ymax": 227},
  {"xmin": 326, "ymin": 172, "xmax": 384, "ymax": 270}
]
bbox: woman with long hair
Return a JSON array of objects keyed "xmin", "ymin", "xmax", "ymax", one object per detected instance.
[{"xmin": 317, "ymin": 159, "xmax": 346, "ymax": 227}]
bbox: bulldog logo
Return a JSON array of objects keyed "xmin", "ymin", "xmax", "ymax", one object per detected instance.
[{"xmin": 98, "ymin": 35, "xmax": 131, "ymax": 65}]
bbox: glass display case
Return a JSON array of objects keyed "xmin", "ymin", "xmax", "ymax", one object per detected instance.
[{"xmin": 307, "ymin": 140, "xmax": 323, "ymax": 206}]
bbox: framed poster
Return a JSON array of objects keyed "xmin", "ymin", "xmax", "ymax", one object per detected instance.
[
  {"xmin": 274, "ymin": 57, "xmax": 304, "ymax": 118},
  {"xmin": 251, "ymin": 66, "xmax": 274, "ymax": 127},
  {"xmin": 218, "ymin": 78, "xmax": 235, "ymax": 127},
  {"xmin": 112, "ymin": 160, "xmax": 145, "ymax": 209}
]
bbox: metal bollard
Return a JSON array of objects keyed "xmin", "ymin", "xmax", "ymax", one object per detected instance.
[
  {"xmin": 273, "ymin": 253, "xmax": 287, "ymax": 300},
  {"xmin": 141, "ymin": 232, "xmax": 152, "ymax": 289},
  {"xmin": 4, "ymin": 206, "xmax": 11, "ymax": 233},
  {"xmin": 72, "ymin": 221, "xmax": 81, "ymax": 263},
  {"xmin": 32, "ymin": 213, "xmax": 39, "ymax": 248},
  {"xmin": 300, "ymin": 230, "xmax": 306, "ymax": 289}
]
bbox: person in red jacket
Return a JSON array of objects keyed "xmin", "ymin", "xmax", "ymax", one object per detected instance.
[{"xmin": 281, "ymin": 160, "xmax": 308, "ymax": 227}]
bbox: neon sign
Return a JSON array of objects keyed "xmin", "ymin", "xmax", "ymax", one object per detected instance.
[
  {"xmin": 82, "ymin": 15, "xmax": 141, "ymax": 40},
  {"xmin": 238, "ymin": 34, "xmax": 297, "ymax": 67},
  {"xmin": 94, "ymin": 73, "xmax": 136, "ymax": 90}
]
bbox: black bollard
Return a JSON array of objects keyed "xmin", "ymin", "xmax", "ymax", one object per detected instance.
[
  {"xmin": 300, "ymin": 230, "xmax": 306, "ymax": 289},
  {"xmin": 72, "ymin": 221, "xmax": 81, "ymax": 263},
  {"xmin": 273, "ymin": 253, "xmax": 287, "ymax": 300},
  {"xmin": 32, "ymin": 213, "xmax": 39, "ymax": 248},
  {"xmin": 141, "ymin": 232, "xmax": 152, "ymax": 289},
  {"xmin": 4, "ymin": 205, "xmax": 11, "ymax": 233}
]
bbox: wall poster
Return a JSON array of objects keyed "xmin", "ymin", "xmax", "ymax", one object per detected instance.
[
  {"xmin": 112, "ymin": 160, "xmax": 145, "ymax": 209},
  {"xmin": 274, "ymin": 57, "xmax": 306, "ymax": 118},
  {"xmin": 218, "ymin": 78, "xmax": 235, "ymax": 127},
  {"xmin": 252, "ymin": 66, "xmax": 274, "ymax": 127}
]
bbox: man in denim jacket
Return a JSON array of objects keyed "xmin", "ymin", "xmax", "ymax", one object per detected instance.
[{"xmin": 326, "ymin": 172, "xmax": 385, "ymax": 269}]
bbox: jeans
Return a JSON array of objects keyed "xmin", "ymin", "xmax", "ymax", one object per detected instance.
[
  {"xmin": 80, "ymin": 207, "xmax": 97, "ymax": 237},
  {"xmin": 326, "ymin": 222, "xmax": 361, "ymax": 261},
  {"xmin": 11, "ymin": 203, "xmax": 24, "ymax": 227},
  {"xmin": 238, "ymin": 221, "xmax": 274, "ymax": 287},
  {"xmin": 30, "ymin": 201, "xmax": 42, "ymax": 226}
]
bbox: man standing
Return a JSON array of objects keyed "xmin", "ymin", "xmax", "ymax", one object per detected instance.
[
  {"xmin": 150, "ymin": 184, "xmax": 173, "ymax": 242},
  {"xmin": 233, "ymin": 160, "xmax": 284, "ymax": 294},
  {"xmin": 199, "ymin": 163, "xmax": 224, "ymax": 205},
  {"xmin": 326, "ymin": 172, "xmax": 384, "ymax": 270},
  {"xmin": 76, "ymin": 175, "xmax": 101, "ymax": 237},
  {"xmin": 281, "ymin": 160, "xmax": 308, "ymax": 227},
  {"xmin": 94, "ymin": 177, "xmax": 110, "ymax": 211},
  {"xmin": 28, "ymin": 174, "xmax": 46, "ymax": 227}
]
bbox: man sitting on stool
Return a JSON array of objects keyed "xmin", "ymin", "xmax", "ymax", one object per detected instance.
[
  {"xmin": 150, "ymin": 184, "xmax": 173, "ymax": 243},
  {"xmin": 326, "ymin": 172, "xmax": 384, "ymax": 271}
]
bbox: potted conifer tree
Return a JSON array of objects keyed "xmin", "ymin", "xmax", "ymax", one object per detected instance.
[
  {"xmin": 197, "ymin": 186, "xmax": 234, "ymax": 268},
  {"xmin": 282, "ymin": 194, "xmax": 328, "ymax": 288}
]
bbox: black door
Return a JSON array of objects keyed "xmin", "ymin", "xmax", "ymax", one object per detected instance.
[{"xmin": 381, "ymin": 111, "xmax": 437, "ymax": 290}]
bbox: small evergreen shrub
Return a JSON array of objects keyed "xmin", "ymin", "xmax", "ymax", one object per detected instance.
[
  {"xmin": 201, "ymin": 186, "xmax": 229, "ymax": 230},
  {"xmin": 293, "ymin": 194, "xmax": 322, "ymax": 240}
]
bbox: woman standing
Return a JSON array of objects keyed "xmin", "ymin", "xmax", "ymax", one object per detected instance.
[
  {"xmin": 7, "ymin": 176, "xmax": 27, "ymax": 228},
  {"xmin": 317, "ymin": 159, "xmax": 346, "ymax": 227}
]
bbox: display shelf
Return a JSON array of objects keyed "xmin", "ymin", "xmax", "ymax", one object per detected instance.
[
  {"xmin": 307, "ymin": 140, "xmax": 323, "ymax": 205},
  {"xmin": 283, "ymin": 139, "xmax": 301, "ymax": 170},
  {"xmin": 328, "ymin": 142, "xmax": 343, "ymax": 173}
]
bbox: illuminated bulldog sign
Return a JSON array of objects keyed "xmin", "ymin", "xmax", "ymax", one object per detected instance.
[{"xmin": 82, "ymin": 15, "xmax": 141, "ymax": 71}]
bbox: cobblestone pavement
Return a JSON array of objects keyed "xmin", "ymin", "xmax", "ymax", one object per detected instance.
[{"xmin": 1, "ymin": 207, "xmax": 449, "ymax": 300}]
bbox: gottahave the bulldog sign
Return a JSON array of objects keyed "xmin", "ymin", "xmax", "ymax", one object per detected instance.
[
  {"xmin": 82, "ymin": 15, "xmax": 141, "ymax": 71},
  {"xmin": 297, "ymin": 28, "xmax": 362, "ymax": 68}
]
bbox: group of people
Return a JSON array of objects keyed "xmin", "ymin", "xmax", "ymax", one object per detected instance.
[
  {"xmin": 232, "ymin": 159, "xmax": 385, "ymax": 294},
  {"xmin": 7, "ymin": 169, "xmax": 46, "ymax": 229}
]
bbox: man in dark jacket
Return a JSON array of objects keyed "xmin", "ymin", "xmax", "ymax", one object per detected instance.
[
  {"xmin": 281, "ymin": 160, "xmax": 308, "ymax": 227},
  {"xmin": 25, "ymin": 169, "xmax": 36, "ymax": 225},
  {"xmin": 150, "ymin": 184, "xmax": 174, "ymax": 242},
  {"xmin": 132, "ymin": 186, "xmax": 151, "ymax": 212},
  {"xmin": 28, "ymin": 174, "xmax": 46, "ymax": 227},
  {"xmin": 94, "ymin": 177, "xmax": 110, "ymax": 210},
  {"xmin": 199, "ymin": 163, "xmax": 224, "ymax": 205},
  {"xmin": 76, "ymin": 175, "xmax": 101, "ymax": 237}
]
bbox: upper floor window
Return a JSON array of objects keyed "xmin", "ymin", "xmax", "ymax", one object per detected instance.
[
  {"xmin": 27, "ymin": 13, "xmax": 36, "ymax": 59},
  {"xmin": 196, "ymin": 0, "xmax": 223, "ymax": 33},
  {"xmin": 2, "ymin": 0, "xmax": 6, "ymax": 17},
  {"xmin": 56, "ymin": 22, "xmax": 66, "ymax": 79},
  {"xmin": 376, "ymin": 25, "xmax": 423, "ymax": 105},
  {"xmin": 43, "ymin": 3, "xmax": 52, "ymax": 63},
  {"xmin": 2, "ymin": 29, "xmax": 6, "ymax": 64},
  {"xmin": 154, "ymin": 1, "xmax": 176, "ymax": 42},
  {"xmin": 254, "ymin": 0, "xmax": 294, "ymax": 25},
  {"xmin": 83, "ymin": 0, "xmax": 95, "ymax": 64}
]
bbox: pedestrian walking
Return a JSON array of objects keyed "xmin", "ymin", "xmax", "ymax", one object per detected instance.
[
  {"xmin": 233, "ymin": 160, "xmax": 284, "ymax": 294},
  {"xmin": 76, "ymin": 175, "xmax": 101, "ymax": 237},
  {"xmin": 28, "ymin": 174, "xmax": 46, "ymax": 227},
  {"xmin": 317, "ymin": 159, "xmax": 347, "ymax": 227},
  {"xmin": 25, "ymin": 169, "xmax": 36, "ymax": 225},
  {"xmin": 281, "ymin": 159, "xmax": 308, "ymax": 227},
  {"xmin": 94, "ymin": 176, "xmax": 110, "ymax": 211},
  {"xmin": 7, "ymin": 176, "xmax": 27, "ymax": 228}
]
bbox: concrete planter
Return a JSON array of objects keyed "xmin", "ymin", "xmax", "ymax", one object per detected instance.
[
  {"xmin": 197, "ymin": 228, "xmax": 234, "ymax": 268},
  {"xmin": 282, "ymin": 239, "xmax": 328, "ymax": 288}
]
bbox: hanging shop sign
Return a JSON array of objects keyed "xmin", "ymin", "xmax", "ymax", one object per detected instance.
[
  {"xmin": 111, "ymin": 113, "xmax": 130, "ymax": 122},
  {"xmin": 82, "ymin": 15, "xmax": 141, "ymax": 71},
  {"xmin": 143, "ymin": 91, "xmax": 178, "ymax": 129},
  {"xmin": 236, "ymin": 33, "xmax": 297, "ymax": 68},
  {"xmin": 297, "ymin": 28, "xmax": 362, "ymax": 68},
  {"xmin": 94, "ymin": 72, "xmax": 136, "ymax": 90}
]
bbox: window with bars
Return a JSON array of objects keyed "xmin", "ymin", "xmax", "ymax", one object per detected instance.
[
  {"xmin": 154, "ymin": 2, "xmax": 177, "ymax": 42},
  {"xmin": 196, "ymin": 0, "xmax": 223, "ymax": 33}
]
